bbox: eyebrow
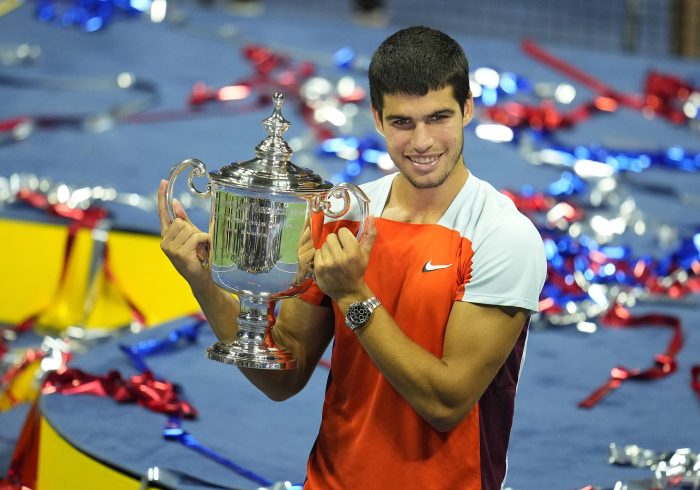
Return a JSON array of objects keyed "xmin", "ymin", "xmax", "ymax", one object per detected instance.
[{"xmin": 384, "ymin": 108, "xmax": 457, "ymax": 121}]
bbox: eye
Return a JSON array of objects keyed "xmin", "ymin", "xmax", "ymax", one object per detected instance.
[
  {"xmin": 430, "ymin": 113, "xmax": 449, "ymax": 122},
  {"xmin": 391, "ymin": 118, "xmax": 413, "ymax": 128}
]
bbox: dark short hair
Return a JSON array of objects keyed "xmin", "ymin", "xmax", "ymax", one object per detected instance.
[{"xmin": 369, "ymin": 26, "xmax": 471, "ymax": 118}]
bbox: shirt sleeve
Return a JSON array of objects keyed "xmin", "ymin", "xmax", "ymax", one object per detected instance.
[{"xmin": 459, "ymin": 214, "xmax": 546, "ymax": 313}]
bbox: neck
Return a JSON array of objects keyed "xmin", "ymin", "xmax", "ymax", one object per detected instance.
[{"xmin": 384, "ymin": 163, "xmax": 469, "ymax": 224}]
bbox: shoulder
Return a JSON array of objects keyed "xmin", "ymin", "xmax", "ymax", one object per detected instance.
[
  {"xmin": 470, "ymin": 177, "xmax": 544, "ymax": 260},
  {"xmin": 454, "ymin": 175, "xmax": 547, "ymax": 311},
  {"xmin": 446, "ymin": 174, "xmax": 539, "ymax": 245}
]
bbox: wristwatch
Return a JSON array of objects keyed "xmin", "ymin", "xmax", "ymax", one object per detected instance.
[{"xmin": 345, "ymin": 297, "xmax": 381, "ymax": 331}]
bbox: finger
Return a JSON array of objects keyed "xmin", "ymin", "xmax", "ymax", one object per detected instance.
[
  {"xmin": 323, "ymin": 233, "xmax": 343, "ymax": 259},
  {"xmin": 313, "ymin": 249, "xmax": 325, "ymax": 271},
  {"xmin": 184, "ymin": 232, "xmax": 210, "ymax": 259},
  {"xmin": 162, "ymin": 218, "xmax": 188, "ymax": 245},
  {"xmin": 173, "ymin": 198, "xmax": 191, "ymax": 222},
  {"xmin": 297, "ymin": 222, "xmax": 312, "ymax": 248},
  {"xmin": 337, "ymin": 227, "xmax": 360, "ymax": 252},
  {"xmin": 359, "ymin": 215, "xmax": 377, "ymax": 255},
  {"xmin": 170, "ymin": 220, "xmax": 201, "ymax": 249},
  {"xmin": 157, "ymin": 179, "xmax": 170, "ymax": 237},
  {"xmin": 300, "ymin": 222, "xmax": 312, "ymax": 241}
]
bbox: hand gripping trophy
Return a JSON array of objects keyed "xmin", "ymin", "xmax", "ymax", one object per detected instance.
[{"xmin": 165, "ymin": 93, "xmax": 370, "ymax": 370}]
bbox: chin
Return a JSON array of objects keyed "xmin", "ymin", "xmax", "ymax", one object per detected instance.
[
  {"xmin": 407, "ymin": 164, "xmax": 456, "ymax": 188},
  {"xmin": 407, "ymin": 174, "xmax": 449, "ymax": 189}
]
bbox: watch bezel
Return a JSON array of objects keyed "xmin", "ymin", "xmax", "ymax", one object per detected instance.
[{"xmin": 345, "ymin": 297, "xmax": 380, "ymax": 331}]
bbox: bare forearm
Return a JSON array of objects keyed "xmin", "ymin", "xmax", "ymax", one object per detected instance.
[
  {"xmin": 354, "ymin": 309, "xmax": 468, "ymax": 431},
  {"xmin": 191, "ymin": 281, "xmax": 240, "ymax": 344},
  {"xmin": 236, "ymin": 298, "xmax": 333, "ymax": 402},
  {"xmin": 238, "ymin": 363, "xmax": 305, "ymax": 402},
  {"xmin": 340, "ymin": 295, "xmax": 528, "ymax": 432},
  {"xmin": 191, "ymin": 285, "xmax": 303, "ymax": 398}
]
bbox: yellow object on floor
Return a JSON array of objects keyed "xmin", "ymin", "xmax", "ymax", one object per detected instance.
[
  {"xmin": 37, "ymin": 416, "xmax": 156, "ymax": 489},
  {"xmin": 0, "ymin": 218, "xmax": 200, "ymax": 330},
  {"xmin": 0, "ymin": 358, "xmax": 41, "ymax": 411}
]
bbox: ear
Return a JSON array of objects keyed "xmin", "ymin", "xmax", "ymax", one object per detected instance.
[
  {"xmin": 372, "ymin": 106, "xmax": 384, "ymax": 136},
  {"xmin": 462, "ymin": 96, "xmax": 474, "ymax": 127}
]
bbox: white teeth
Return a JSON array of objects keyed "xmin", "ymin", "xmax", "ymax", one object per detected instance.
[{"xmin": 409, "ymin": 155, "xmax": 439, "ymax": 164}]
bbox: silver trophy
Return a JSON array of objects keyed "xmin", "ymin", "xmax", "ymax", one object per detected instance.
[{"xmin": 165, "ymin": 93, "xmax": 370, "ymax": 370}]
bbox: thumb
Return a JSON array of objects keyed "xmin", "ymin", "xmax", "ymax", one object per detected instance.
[{"xmin": 359, "ymin": 215, "xmax": 377, "ymax": 255}]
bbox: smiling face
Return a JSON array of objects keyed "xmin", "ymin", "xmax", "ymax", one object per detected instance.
[{"xmin": 373, "ymin": 86, "xmax": 473, "ymax": 190}]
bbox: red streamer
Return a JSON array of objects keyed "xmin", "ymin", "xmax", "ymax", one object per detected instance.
[
  {"xmin": 187, "ymin": 44, "xmax": 346, "ymax": 142},
  {"xmin": 0, "ymin": 349, "xmax": 47, "ymax": 407},
  {"xmin": 12, "ymin": 189, "xmax": 110, "ymax": 331},
  {"xmin": 1, "ymin": 399, "xmax": 41, "ymax": 490},
  {"xmin": 578, "ymin": 303, "xmax": 683, "ymax": 408},
  {"xmin": 521, "ymin": 39, "xmax": 643, "ymax": 109},
  {"xmin": 102, "ymin": 244, "xmax": 146, "ymax": 326},
  {"xmin": 42, "ymin": 368, "xmax": 197, "ymax": 418},
  {"xmin": 0, "ymin": 189, "xmax": 148, "ymax": 409},
  {"xmin": 484, "ymin": 99, "xmax": 604, "ymax": 132},
  {"xmin": 692, "ymin": 365, "xmax": 700, "ymax": 400},
  {"xmin": 521, "ymin": 39, "xmax": 699, "ymax": 125},
  {"xmin": 11, "ymin": 188, "xmax": 146, "ymax": 325}
]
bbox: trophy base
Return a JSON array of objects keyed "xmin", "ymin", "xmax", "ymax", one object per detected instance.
[{"xmin": 206, "ymin": 341, "xmax": 298, "ymax": 370}]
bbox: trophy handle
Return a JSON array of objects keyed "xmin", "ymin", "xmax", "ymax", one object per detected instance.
[
  {"xmin": 165, "ymin": 158, "xmax": 212, "ymax": 222},
  {"xmin": 322, "ymin": 183, "xmax": 371, "ymax": 241}
]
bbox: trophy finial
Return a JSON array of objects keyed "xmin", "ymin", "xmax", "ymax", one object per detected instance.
[
  {"xmin": 273, "ymin": 92, "xmax": 284, "ymax": 111},
  {"xmin": 257, "ymin": 92, "xmax": 292, "ymax": 164}
]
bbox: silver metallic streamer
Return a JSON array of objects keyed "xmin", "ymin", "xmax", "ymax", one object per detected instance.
[{"xmin": 596, "ymin": 443, "xmax": 700, "ymax": 490}]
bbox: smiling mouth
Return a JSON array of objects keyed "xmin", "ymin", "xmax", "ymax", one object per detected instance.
[{"xmin": 407, "ymin": 154, "xmax": 441, "ymax": 165}]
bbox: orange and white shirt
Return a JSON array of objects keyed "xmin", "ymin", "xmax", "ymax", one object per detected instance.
[{"xmin": 301, "ymin": 172, "xmax": 547, "ymax": 490}]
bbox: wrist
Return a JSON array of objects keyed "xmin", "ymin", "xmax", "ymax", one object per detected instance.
[
  {"xmin": 190, "ymin": 279, "xmax": 221, "ymax": 301},
  {"xmin": 336, "ymin": 285, "xmax": 375, "ymax": 313},
  {"xmin": 344, "ymin": 296, "xmax": 381, "ymax": 332}
]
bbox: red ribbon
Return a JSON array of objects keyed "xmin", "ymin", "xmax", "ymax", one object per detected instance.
[
  {"xmin": 42, "ymin": 368, "xmax": 197, "ymax": 418},
  {"xmin": 484, "ymin": 98, "xmax": 612, "ymax": 132},
  {"xmin": 188, "ymin": 44, "xmax": 344, "ymax": 143},
  {"xmin": 1, "ymin": 399, "xmax": 41, "ymax": 490},
  {"xmin": 1, "ymin": 367, "xmax": 198, "ymax": 489},
  {"xmin": 522, "ymin": 39, "xmax": 643, "ymax": 110},
  {"xmin": 0, "ymin": 116, "xmax": 32, "ymax": 133},
  {"xmin": 12, "ymin": 189, "xmax": 110, "ymax": 330},
  {"xmin": 578, "ymin": 303, "xmax": 683, "ymax": 408},
  {"xmin": 102, "ymin": 244, "xmax": 146, "ymax": 326},
  {"xmin": 0, "ymin": 349, "xmax": 47, "ymax": 407},
  {"xmin": 692, "ymin": 365, "xmax": 700, "ymax": 400},
  {"xmin": 521, "ymin": 39, "xmax": 698, "ymax": 125},
  {"xmin": 9, "ymin": 188, "xmax": 146, "ymax": 328},
  {"xmin": 0, "ymin": 189, "xmax": 149, "ymax": 409},
  {"xmin": 644, "ymin": 71, "xmax": 699, "ymax": 124}
]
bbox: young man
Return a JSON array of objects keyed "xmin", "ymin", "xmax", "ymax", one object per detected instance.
[{"xmin": 158, "ymin": 26, "xmax": 546, "ymax": 490}]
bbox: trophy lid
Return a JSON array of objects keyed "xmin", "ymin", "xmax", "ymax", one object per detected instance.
[{"xmin": 210, "ymin": 93, "xmax": 332, "ymax": 193}]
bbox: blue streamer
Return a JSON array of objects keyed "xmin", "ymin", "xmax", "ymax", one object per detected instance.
[
  {"xmin": 35, "ymin": 0, "xmax": 148, "ymax": 31},
  {"xmin": 119, "ymin": 319, "xmax": 297, "ymax": 487},
  {"xmin": 119, "ymin": 318, "xmax": 205, "ymax": 373},
  {"xmin": 164, "ymin": 416, "xmax": 274, "ymax": 487}
]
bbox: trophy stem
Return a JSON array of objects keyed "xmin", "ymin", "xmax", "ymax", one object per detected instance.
[{"xmin": 206, "ymin": 296, "xmax": 297, "ymax": 370}]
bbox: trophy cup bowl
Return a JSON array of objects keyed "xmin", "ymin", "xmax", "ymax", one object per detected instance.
[{"xmin": 164, "ymin": 93, "xmax": 369, "ymax": 370}]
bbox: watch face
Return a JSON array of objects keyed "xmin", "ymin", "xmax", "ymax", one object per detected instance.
[{"xmin": 348, "ymin": 304, "xmax": 371, "ymax": 327}]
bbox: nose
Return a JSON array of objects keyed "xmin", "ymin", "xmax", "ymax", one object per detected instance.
[{"xmin": 410, "ymin": 123, "xmax": 434, "ymax": 153}]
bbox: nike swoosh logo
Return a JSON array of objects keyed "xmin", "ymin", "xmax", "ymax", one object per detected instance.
[{"xmin": 422, "ymin": 260, "xmax": 453, "ymax": 272}]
